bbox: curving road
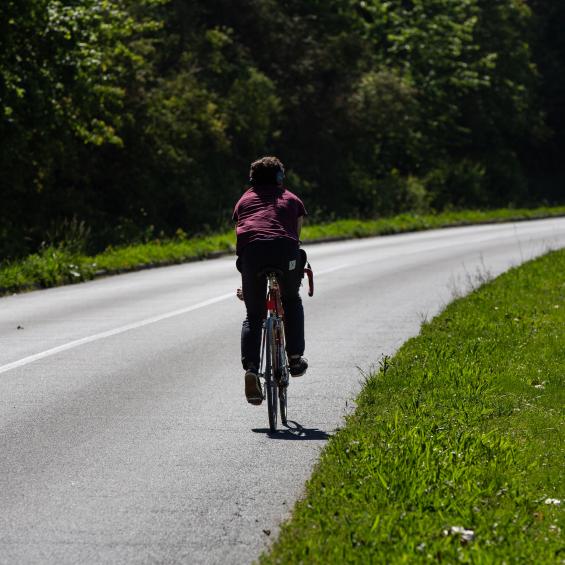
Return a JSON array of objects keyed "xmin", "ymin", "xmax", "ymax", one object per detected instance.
[{"xmin": 1, "ymin": 218, "xmax": 565, "ymax": 564}]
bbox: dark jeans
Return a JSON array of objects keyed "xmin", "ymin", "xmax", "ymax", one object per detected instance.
[{"xmin": 238, "ymin": 239, "xmax": 306, "ymax": 370}]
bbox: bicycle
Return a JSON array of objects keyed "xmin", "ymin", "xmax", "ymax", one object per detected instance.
[{"xmin": 258, "ymin": 263, "xmax": 314, "ymax": 432}]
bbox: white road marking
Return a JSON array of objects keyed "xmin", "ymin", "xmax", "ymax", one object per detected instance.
[
  {"xmin": 1, "ymin": 264, "xmax": 353, "ymax": 375},
  {"xmin": 0, "ymin": 292, "xmax": 234, "ymax": 375}
]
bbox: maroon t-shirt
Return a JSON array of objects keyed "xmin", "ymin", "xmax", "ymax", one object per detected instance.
[{"xmin": 232, "ymin": 185, "xmax": 307, "ymax": 255}]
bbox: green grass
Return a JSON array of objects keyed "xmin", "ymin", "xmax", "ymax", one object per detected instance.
[
  {"xmin": 261, "ymin": 250, "xmax": 565, "ymax": 564},
  {"xmin": 92, "ymin": 232, "xmax": 235, "ymax": 271},
  {"xmin": 0, "ymin": 247, "xmax": 97, "ymax": 293},
  {"xmin": 0, "ymin": 232, "xmax": 236, "ymax": 295},
  {"xmin": 301, "ymin": 206, "xmax": 565, "ymax": 241},
  {"xmin": 1, "ymin": 205, "xmax": 565, "ymax": 295}
]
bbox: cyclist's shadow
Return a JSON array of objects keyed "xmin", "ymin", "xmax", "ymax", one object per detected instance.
[{"xmin": 252, "ymin": 420, "xmax": 332, "ymax": 440}]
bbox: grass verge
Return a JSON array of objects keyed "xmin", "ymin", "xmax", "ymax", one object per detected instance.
[
  {"xmin": 1, "ymin": 205, "xmax": 565, "ymax": 295},
  {"xmin": 260, "ymin": 249, "xmax": 565, "ymax": 564},
  {"xmin": 301, "ymin": 206, "xmax": 565, "ymax": 241}
]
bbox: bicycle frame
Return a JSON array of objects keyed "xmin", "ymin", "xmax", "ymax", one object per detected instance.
[
  {"xmin": 259, "ymin": 274, "xmax": 288, "ymax": 382},
  {"xmin": 265, "ymin": 273, "xmax": 284, "ymax": 318}
]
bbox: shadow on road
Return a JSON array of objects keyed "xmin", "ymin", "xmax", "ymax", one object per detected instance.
[{"xmin": 252, "ymin": 420, "xmax": 332, "ymax": 440}]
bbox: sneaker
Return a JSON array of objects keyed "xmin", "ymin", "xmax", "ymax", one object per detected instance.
[
  {"xmin": 289, "ymin": 356, "xmax": 308, "ymax": 377},
  {"xmin": 245, "ymin": 367, "xmax": 263, "ymax": 405}
]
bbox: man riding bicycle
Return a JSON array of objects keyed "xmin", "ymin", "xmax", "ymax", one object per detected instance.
[{"xmin": 233, "ymin": 156, "xmax": 308, "ymax": 405}]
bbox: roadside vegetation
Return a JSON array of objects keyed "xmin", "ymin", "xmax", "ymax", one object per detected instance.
[
  {"xmin": 261, "ymin": 249, "xmax": 565, "ymax": 564},
  {"xmin": 2, "ymin": 206, "xmax": 565, "ymax": 295}
]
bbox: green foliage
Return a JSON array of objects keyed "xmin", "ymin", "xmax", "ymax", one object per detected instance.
[
  {"xmin": 262, "ymin": 248, "xmax": 565, "ymax": 564},
  {"xmin": 1, "ymin": 0, "xmax": 564, "ymax": 259},
  {"xmin": 0, "ymin": 0, "xmax": 162, "ymax": 256},
  {"xmin": 350, "ymin": 0, "xmax": 542, "ymax": 209}
]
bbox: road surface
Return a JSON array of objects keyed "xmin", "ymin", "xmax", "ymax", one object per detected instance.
[{"xmin": 1, "ymin": 218, "xmax": 565, "ymax": 564}]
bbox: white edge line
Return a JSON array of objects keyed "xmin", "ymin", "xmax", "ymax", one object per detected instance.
[
  {"xmin": 2, "ymin": 265, "xmax": 352, "ymax": 376},
  {"xmin": 0, "ymin": 292, "xmax": 234, "ymax": 375}
]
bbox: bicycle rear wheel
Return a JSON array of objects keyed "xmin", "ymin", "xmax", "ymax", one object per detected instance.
[{"xmin": 264, "ymin": 319, "xmax": 278, "ymax": 432}]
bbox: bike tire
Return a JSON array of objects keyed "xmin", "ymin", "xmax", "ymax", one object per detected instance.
[
  {"xmin": 276, "ymin": 320, "xmax": 288, "ymax": 425},
  {"xmin": 265, "ymin": 319, "xmax": 278, "ymax": 432},
  {"xmin": 279, "ymin": 382, "xmax": 287, "ymax": 425}
]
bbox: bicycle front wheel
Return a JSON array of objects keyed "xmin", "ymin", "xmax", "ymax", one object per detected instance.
[
  {"xmin": 264, "ymin": 318, "xmax": 278, "ymax": 432},
  {"xmin": 276, "ymin": 321, "xmax": 289, "ymax": 426},
  {"xmin": 279, "ymin": 382, "xmax": 287, "ymax": 426}
]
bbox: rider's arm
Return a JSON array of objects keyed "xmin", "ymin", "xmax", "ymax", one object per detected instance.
[{"xmin": 297, "ymin": 215, "xmax": 304, "ymax": 237}]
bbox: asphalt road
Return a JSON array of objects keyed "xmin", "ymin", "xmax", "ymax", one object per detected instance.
[{"xmin": 1, "ymin": 218, "xmax": 565, "ymax": 564}]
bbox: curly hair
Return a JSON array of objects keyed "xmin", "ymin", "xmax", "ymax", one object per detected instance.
[{"xmin": 249, "ymin": 156, "xmax": 285, "ymax": 185}]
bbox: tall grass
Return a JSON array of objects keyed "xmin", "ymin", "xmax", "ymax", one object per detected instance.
[{"xmin": 261, "ymin": 249, "xmax": 565, "ymax": 564}]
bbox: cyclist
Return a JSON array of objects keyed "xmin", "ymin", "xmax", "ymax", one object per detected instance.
[{"xmin": 233, "ymin": 156, "xmax": 308, "ymax": 405}]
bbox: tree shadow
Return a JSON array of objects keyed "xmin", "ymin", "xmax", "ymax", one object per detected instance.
[{"xmin": 252, "ymin": 420, "xmax": 332, "ymax": 440}]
